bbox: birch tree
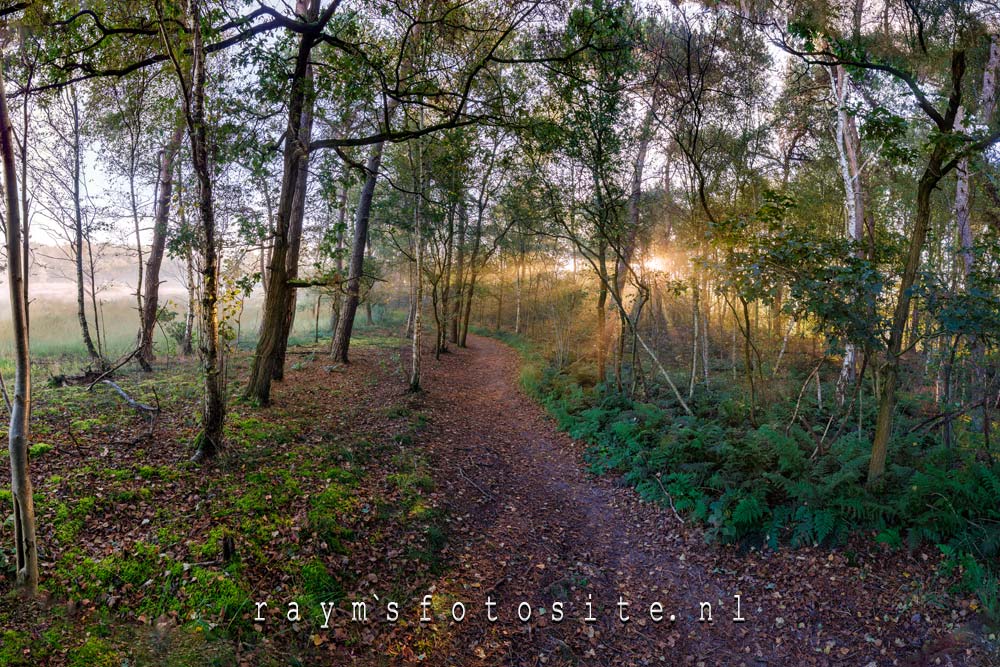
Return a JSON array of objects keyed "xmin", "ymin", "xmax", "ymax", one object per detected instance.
[
  {"xmin": 156, "ymin": 0, "xmax": 226, "ymax": 460},
  {"xmin": 1, "ymin": 55, "xmax": 39, "ymax": 596}
]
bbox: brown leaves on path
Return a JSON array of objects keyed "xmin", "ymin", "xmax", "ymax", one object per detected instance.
[{"xmin": 398, "ymin": 334, "xmax": 998, "ymax": 667}]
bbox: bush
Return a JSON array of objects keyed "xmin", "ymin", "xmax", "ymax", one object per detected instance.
[{"xmin": 516, "ymin": 347, "xmax": 1000, "ymax": 621}]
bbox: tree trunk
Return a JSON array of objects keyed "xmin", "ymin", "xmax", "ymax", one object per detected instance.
[
  {"xmin": 459, "ymin": 201, "xmax": 484, "ymax": 347},
  {"xmin": 245, "ymin": 0, "xmax": 318, "ymax": 403},
  {"xmin": 700, "ymin": 276, "xmax": 710, "ymax": 383},
  {"xmin": 410, "ymin": 137, "xmax": 424, "ymax": 391},
  {"xmin": 954, "ymin": 35, "xmax": 999, "ymax": 281},
  {"xmin": 596, "ymin": 244, "xmax": 609, "ymax": 383},
  {"xmin": 869, "ymin": 51, "xmax": 970, "ymax": 484},
  {"xmin": 86, "ymin": 234, "xmax": 103, "ymax": 359},
  {"xmin": 17, "ymin": 52, "xmax": 31, "ymax": 331},
  {"xmin": 330, "ymin": 23, "xmax": 420, "ymax": 362},
  {"xmin": 830, "ymin": 63, "xmax": 865, "ymax": 405},
  {"xmin": 496, "ymin": 281, "xmax": 503, "ymax": 331},
  {"xmin": 275, "ymin": 57, "xmax": 316, "ymax": 380},
  {"xmin": 411, "ymin": 234, "xmax": 423, "ymax": 391},
  {"xmin": 69, "ymin": 86, "xmax": 100, "ymax": 363},
  {"xmin": 130, "ymin": 161, "xmax": 143, "ymax": 330},
  {"xmin": 314, "ymin": 294, "xmax": 321, "ymax": 343},
  {"xmin": 514, "ymin": 234, "xmax": 523, "ymax": 335},
  {"xmin": 259, "ymin": 176, "xmax": 275, "ymax": 297},
  {"xmin": 954, "ymin": 36, "xmax": 999, "ymax": 461},
  {"xmin": 869, "ymin": 159, "xmax": 946, "ymax": 483},
  {"xmin": 329, "ymin": 182, "xmax": 348, "ymax": 335},
  {"xmin": 138, "ymin": 121, "xmax": 185, "ymax": 371},
  {"xmin": 405, "ymin": 241, "xmax": 417, "ymax": 339},
  {"xmin": 331, "ymin": 142, "xmax": 386, "ymax": 362},
  {"xmin": 450, "ymin": 199, "xmax": 467, "ymax": 344},
  {"xmin": 954, "ymin": 105, "xmax": 974, "ymax": 280},
  {"xmin": 182, "ymin": 248, "xmax": 196, "ymax": 355},
  {"xmin": 438, "ymin": 203, "xmax": 455, "ymax": 354},
  {"xmin": 616, "ymin": 105, "xmax": 654, "ymax": 296},
  {"xmin": 689, "ymin": 284, "xmax": 699, "ymax": 399},
  {"xmin": 1, "ymin": 57, "xmax": 39, "ymax": 596},
  {"xmin": 740, "ymin": 296, "xmax": 757, "ymax": 426},
  {"xmin": 162, "ymin": 0, "xmax": 225, "ymax": 459}
]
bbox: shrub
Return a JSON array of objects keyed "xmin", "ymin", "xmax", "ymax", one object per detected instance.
[{"xmin": 514, "ymin": 343, "xmax": 1000, "ymax": 620}]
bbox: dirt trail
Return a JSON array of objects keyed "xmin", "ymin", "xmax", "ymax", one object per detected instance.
[{"xmin": 406, "ymin": 335, "xmax": 994, "ymax": 667}]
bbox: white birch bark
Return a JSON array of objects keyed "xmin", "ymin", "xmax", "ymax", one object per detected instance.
[
  {"xmin": 829, "ymin": 64, "xmax": 864, "ymax": 405},
  {"xmin": 954, "ymin": 35, "xmax": 1000, "ymax": 281}
]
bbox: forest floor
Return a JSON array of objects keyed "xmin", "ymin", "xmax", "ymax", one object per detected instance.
[
  {"xmin": 0, "ymin": 331, "xmax": 997, "ymax": 666},
  {"xmin": 401, "ymin": 335, "xmax": 998, "ymax": 667}
]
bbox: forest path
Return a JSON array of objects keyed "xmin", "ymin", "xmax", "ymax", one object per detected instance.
[
  {"xmin": 412, "ymin": 335, "xmax": 768, "ymax": 666},
  {"xmin": 407, "ymin": 334, "xmax": 992, "ymax": 667}
]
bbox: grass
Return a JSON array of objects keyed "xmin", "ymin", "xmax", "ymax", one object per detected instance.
[
  {"xmin": 0, "ymin": 321, "xmax": 450, "ymax": 665},
  {"xmin": 0, "ymin": 291, "xmax": 358, "ymax": 373}
]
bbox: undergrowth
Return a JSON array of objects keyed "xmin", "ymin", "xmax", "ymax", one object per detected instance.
[{"xmin": 493, "ymin": 329, "xmax": 1000, "ymax": 623}]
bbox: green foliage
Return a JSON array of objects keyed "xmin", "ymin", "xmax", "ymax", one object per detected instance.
[
  {"xmin": 28, "ymin": 442, "xmax": 54, "ymax": 458},
  {"xmin": 307, "ymin": 477, "xmax": 357, "ymax": 554},
  {"xmin": 65, "ymin": 542, "xmax": 251, "ymax": 631},
  {"xmin": 66, "ymin": 637, "xmax": 121, "ymax": 667},
  {"xmin": 0, "ymin": 630, "xmax": 38, "ymax": 666},
  {"xmin": 521, "ymin": 352, "xmax": 1000, "ymax": 620},
  {"xmin": 53, "ymin": 496, "xmax": 98, "ymax": 545},
  {"xmin": 708, "ymin": 191, "xmax": 888, "ymax": 350},
  {"xmin": 299, "ymin": 559, "xmax": 345, "ymax": 603}
]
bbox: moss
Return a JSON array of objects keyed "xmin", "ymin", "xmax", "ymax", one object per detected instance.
[
  {"xmin": 29, "ymin": 442, "xmax": 54, "ymax": 458},
  {"xmin": 307, "ymin": 482, "xmax": 358, "ymax": 553},
  {"xmin": 137, "ymin": 464, "xmax": 177, "ymax": 481},
  {"xmin": 70, "ymin": 417, "xmax": 106, "ymax": 433},
  {"xmin": 234, "ymin": 469, "xmax": 302, "ymax": 513},
  {"xmin": 70, "ymin": 542, "xmax": 163, "ymax": 610},
  {"xmin": 77, "ymin": 496, "xmax": 98, "ymax": 515},
  {"xmin": 183, "ymin": 567, "xmax": 253, "ymax": 626},
  {"xmin": 0, "ymin": 630, "xmax": 37, "ymax": 666},
  {"xmin": 54, "ymin": 496, "xmax": 98, "ymax": 544},
  {"xmin": 228, "ymin": 415, "xmax": 294, "ymax": 447},
  {"xmin": 110, "ymin": 489, "xmax": 142, "ymax": 503},
  {"xmin": 157, "ymin": 527, "xmax": 181, "ymax": 546},
  {"xmin": 299, "ymin": 559, "xmax": 345, "ymax": 602},
  {"xmin": 66, "ymin": 637, "xmax": 121, "ymax": 667},
  {"xmin": 66, "ymin": 542, "xmax": 251, "ymax": 632},
  {"xmin": 191, "ymin": 526, "xmax": 228, "ymax": 559}
]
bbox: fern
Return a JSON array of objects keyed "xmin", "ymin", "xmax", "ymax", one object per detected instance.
[{"xmin": 525, "ymin": 354, "xmax": 1000, "ymax": 621}]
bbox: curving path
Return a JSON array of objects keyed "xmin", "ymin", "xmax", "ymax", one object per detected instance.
[{"xmin": 405, "ymin": 334, "xmax": 991, "ymax": 667}]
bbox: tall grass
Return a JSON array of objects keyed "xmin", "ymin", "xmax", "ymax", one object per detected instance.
[
  {"xmin": 0, "ymin": 293, "xmax": 400, "ymax": 371},
  {"xmin": 0, "ymin": 298, "xmax": 144, "ymax": 365}
]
